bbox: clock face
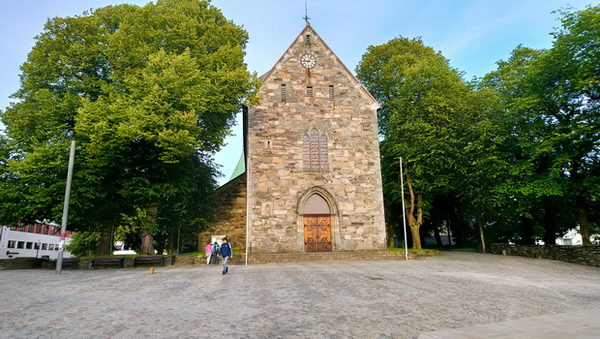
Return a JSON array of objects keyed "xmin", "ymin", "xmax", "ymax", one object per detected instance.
[{"xmin": 300, "ymin": 53, "xmax": 316, "ymax": 69}]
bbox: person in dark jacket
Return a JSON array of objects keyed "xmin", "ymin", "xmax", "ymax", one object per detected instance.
[{"xmin": 220, "ymin": 237, "xmax": 232, "ymax": 274}]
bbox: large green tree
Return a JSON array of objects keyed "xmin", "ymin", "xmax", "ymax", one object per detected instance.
[
  {"xmin": 357, "ymin": 37, "xmax": 487, "ymax": 249},
  {"xmin": 481, "ymin": 47, "xmax": 567, "ymax": 245},
  {"xmin": 482, "ymin": 5, "xmax": 600, "ymax": 245},
  {"xmin": 540, "ymin": 6, "xmax": 600, "ymax": 244},
  {"xmin": 0, "ymin": 0, "xmax": 255, "ymax": 254}
]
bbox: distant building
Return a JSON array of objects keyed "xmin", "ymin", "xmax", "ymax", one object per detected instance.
[{"xmin": 0, "ymin": 223, "xmax": 74, "ymax": 260}]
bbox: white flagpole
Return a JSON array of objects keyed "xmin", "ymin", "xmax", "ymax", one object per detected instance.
[{"xmin": 56, "ymin": 140, "xmax": 76, "ymax": 274}]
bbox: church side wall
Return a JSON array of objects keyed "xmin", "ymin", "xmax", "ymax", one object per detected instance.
[{"xmin": 200, "ymin": 173, "xmax": 247, "ymax": 251}]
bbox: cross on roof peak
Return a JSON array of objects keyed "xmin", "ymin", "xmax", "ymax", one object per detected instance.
[{"xmin": 303, "ymin": 1, "xmax": 310, "ymax": 25}]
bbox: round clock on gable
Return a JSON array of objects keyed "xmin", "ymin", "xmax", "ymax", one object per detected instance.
[{"xmin": 300, "ymin": 53, "xmax": 316, "ymax": 69}]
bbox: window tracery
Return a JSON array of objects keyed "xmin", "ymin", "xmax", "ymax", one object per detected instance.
[{"xmin": 303, "ymin": 128, "xmax": 329, "ymax": 171}]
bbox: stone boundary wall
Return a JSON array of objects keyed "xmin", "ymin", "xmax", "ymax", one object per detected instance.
[
  {"xmin": 246, "ymin": 250, "xmax": 441, "ymax": 265},
  {"xmin": 1, "ymin": 256, "xmax": 178, "ymax": 270},
  {"xmin": 491, "ymin": 244, "xmax": 600, "ymax": 267},
  {"xmin": 0, "ymin": 258, "xmax": 41, "ymax": 270},
  {"xmin": 1, "ymin": 251, "xmax": 440, "ymax": 269}
]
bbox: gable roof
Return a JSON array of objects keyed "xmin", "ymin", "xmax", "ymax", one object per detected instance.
[
  {"xmin": 259, "ymin": 24, "xmax": 380, "ymax": 108},
  {"xmin": 220, "ymin": 24, "xmax": 381, "ymax": 188}
]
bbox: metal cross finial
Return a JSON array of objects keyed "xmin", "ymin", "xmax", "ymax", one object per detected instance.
[{"xmin": 303, "ymin": 1, "xmax": 310, "ymax": 25}]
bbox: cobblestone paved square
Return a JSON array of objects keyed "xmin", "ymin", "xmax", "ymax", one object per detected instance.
[{"xmin": 1, "ymin": 252, "xmax": 599, "ymax": 338}]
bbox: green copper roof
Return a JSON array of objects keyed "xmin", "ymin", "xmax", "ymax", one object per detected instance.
[{"xmin": 229, "ymin": 152, "xmax": 246, "ymax": 180}]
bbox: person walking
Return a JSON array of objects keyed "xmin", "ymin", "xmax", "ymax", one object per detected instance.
[
  {"xmin": 211, "ymin": 241, "xmax": 220, "ymax": 265},
  {"xmin": 204, "ymin": 241, "xmax": 212, "ymax": 265},
  {"xmin": 220, "ymin": 237, "xmax": 232, "ymax": 274}
]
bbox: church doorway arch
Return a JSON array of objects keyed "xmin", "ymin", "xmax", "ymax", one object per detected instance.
[{"xmin": 297, "ymin": 187, "xmax": 339, "ymax": 252}]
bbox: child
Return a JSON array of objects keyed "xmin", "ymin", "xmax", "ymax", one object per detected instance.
[
  {"xmin": 204, "ymin": 241, "xmax": 212, "ymax": 265},
  {"xmin": 211, "ymin": 241, "xmax": 220, "ymax": 265}
]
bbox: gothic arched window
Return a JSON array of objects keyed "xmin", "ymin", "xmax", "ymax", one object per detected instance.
[{"xmin": 303, "ymin": 128, "xmax": 329, "ymax": 171}]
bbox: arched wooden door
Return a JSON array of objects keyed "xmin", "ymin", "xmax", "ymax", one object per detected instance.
[{"xmin": 303, "ymin": 194, "xmax": 332, "ymax": 252}]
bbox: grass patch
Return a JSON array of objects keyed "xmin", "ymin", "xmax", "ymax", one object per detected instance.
[
  {"xmin": 388, "ymin": 247, "xmax": 437, "ymax": 252},
  {"xmin": 180, "ymin": 251, "xmax": 203, "ymax": 256},
  {"xmin": 425, "ymin": 247, "xmax": 478, "ymax": 252},
  {"xmin": 180, "ymin": 249, "xmax": 244, "ymax": 256},
  {"xmin": 78, "ymin": 254, "xmax": 137, "ymax": 259}
]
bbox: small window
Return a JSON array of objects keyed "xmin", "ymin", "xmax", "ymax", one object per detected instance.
[
  {"xmin": 8, "ymin": 240, "xmax": 16, "ymax": 248},
  {"xmin": 306, "ymin": 86, "xmax": 313, "ymax": 96},
  {"xmin": 328, "ymin": 85, "xmax": 335, "ymax": 101},
  {"xmin": 281, "ymin": 84, "xmax": 287, "ymax": 101},
  {"xmin": 26, "ymin": 242, "xmax": 33, "ymax": 249},
  {"xmin": 17, "ymin": 241, "xmax": 25, "ymax": 249},
  {"xmin": 55, "ymin": 245, "xmax": 59, "ymax": 251},
  {"xmin": 306, "ymin": 34, "xmax": 311, "ymax": 44},
  {"xmin": 41, "ymin": 243, "xmax": 48, "ymax": 250},
  {"xmin": 48, "ymin": 244, "xmax": 55, "ymax": 250}
]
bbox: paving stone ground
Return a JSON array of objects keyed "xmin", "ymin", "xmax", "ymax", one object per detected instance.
[{"xmin": 0, "ymin": 252, "xmax": 599, "ymax": 338}]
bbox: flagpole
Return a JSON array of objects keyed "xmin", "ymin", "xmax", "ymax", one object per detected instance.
[{"xmin": 56, "ymin": 140, "xmax": 75, "ymax": 274}]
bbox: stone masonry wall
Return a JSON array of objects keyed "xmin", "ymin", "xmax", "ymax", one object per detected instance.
[
  {"xmin": 491, "ymin": 244, "xmax": 600, "ymax": 267},
  {"xmin": 246, "ymin": 25, "xmax": 386, "ymax": 253},
  {"xmin": 200, "ymin": 173, "xmax": 247, "ymax": 251}
]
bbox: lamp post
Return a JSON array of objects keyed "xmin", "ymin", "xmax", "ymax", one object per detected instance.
[{"xmin": 36, "ymin": 240, "xmax": 41, "ymax": 259}]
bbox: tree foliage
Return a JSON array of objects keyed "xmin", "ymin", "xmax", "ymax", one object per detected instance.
[
  {"xmin": 482, "ymin": 5, "xmax": 600, "ymax": 245},
  {"xmin": 65, "ymin": 231, "xmax": 101, "ymax": 258},
  {"xmin": 357, "ymin": 37, "xmax": 486, "ymax": 249},
  {"xmin": 358, "ymin": 5, "xmax": 599, "ymax": 249},
  {"xmin": 0, "ymin": 0, "xmax": 256, "ymax": 254}
]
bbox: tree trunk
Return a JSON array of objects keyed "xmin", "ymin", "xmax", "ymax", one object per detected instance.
[
  {"xmin": 383, "ymin": 198, "xmax": 395, "ymax": 248},
  {"xmin": 141, "ymin": 229, "xmax": 154, "ymax": 255},
  {"xmin": 476, "ymin": 209, "xmax": 486, "ymax": 253},
  {"xmin": 542, "ymin": 198, "xmax": 558, "ymax": 245},
  {"xmin": 167, "ymin": 230, "xmax": 175, "ymax": 255},
  {"xmin": 521, "ymin": 216, "xmax": 535, "ymax": 245},
  {"xmin": 404, "ymin": 173, "xmax": 423, "ymax": 249},
  {"xmin": 155, "ymin": 235, "xmax": 166, "ymax": 256},
  {"xmin": 577, "ymin": 196, "xmax": 592, "ymax": 246},
  {"xmin": 409, "ymin": 224, "xmax": 421, "ymax": 249},
  {"xmin": 433, "ymin": 226, "xmax": 443, "ymax": 247},
  {"xmin": 96, "ymin": 232, "xmax": 112, "ymax": 255},
  {"xmin": 140, "ymin": 205, "xmax": 157, "ymax": 255}
]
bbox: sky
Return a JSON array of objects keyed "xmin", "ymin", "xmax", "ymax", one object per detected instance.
[{"xmin": 0, "ymin": 0, "xmax": 594, "ymax": 185}]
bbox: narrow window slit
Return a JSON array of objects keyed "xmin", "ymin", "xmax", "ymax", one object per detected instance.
[{"xmin": 281, "ymin": 84, "xmax": 287, "ymax": 101}]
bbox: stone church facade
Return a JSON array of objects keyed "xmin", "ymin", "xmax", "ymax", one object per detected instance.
[{"xmin": 204, "ymin": 25, "xmax": 386, "ymax": 254}]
